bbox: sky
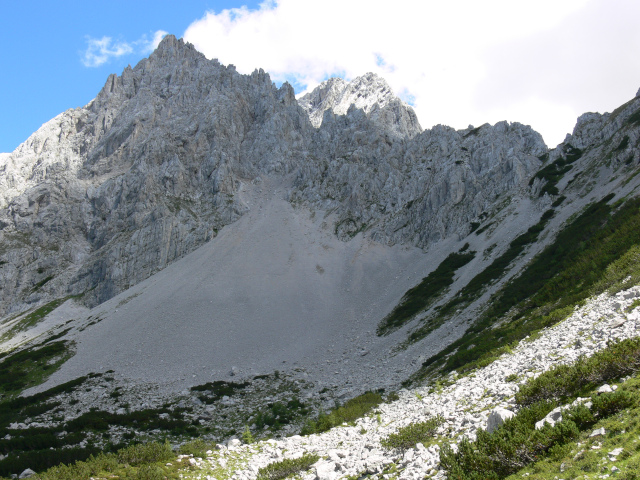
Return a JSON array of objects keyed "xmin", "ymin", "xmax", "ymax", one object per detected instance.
[{"xmin": 1, "ymin": 0, "xmax": 639, "ymax": 154}]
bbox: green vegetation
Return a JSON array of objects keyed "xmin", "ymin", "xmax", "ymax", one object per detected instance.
[
  {"xmin": 502, "ymin": 380, "xmax": 640, "ymax": 480},
  {"xmin": 440, "ymin": 342, "xmax": 640, "ymax": 480},
  {"xmin": 617, "ymin": 135, "xmax": 631, "ymax": 151},
  {"xmin": 0, "ymin": 340, "xmax": 74, "ymax": 397},
  {"xmin": 404, "ymin": 210, "xmax": 555, "ymax": 347},
  {"xmin": 117, "ymin": 441, "xmax": 174, "ymax": 466},
  {"xmin": 475, "ymin": 222, "xmax": 494, "ymax": 235},
  {"xmin": 440, "ymin": 339, "xmax": 640, "ymax": 480},
  {"xmin": 0, "ymin": 297, "xmax": 68, "ymax": 343},
  {"xmin": 528, "ymin": 145, "xmax": 583, "ymax": 197},
  {"xmin": 301, "ymin": 391, "xmax": 384, "ymax": 435},
  {"xmin": 381, "ymin": 415, "xmax": 443, "ymax": 451},
  {"xmin": 516, "ymin": 337, "xmax": 640, "ymax": 407},
  {"xmin": 30, "ymin": 275, "xmax": 54, "ymax": 293},
  {"xmin": 626, "ymin": 107, "xmax": 640, "ymax": 127},
  {"xmin": 256, "ymin": 453, "xmax": 320, "ymax": 480},
  {"xmin": 551, "ymin": 195, "xmax": 566, "ymax": 207},
  {"xmin": 23, "ymin": 441, "xmax": 179, "ymax": 480},
  {"xmin": 411, "ymin": 193, "xmax": 640, "ymax": 382},
  {"xmin": 0, "ymin": 371, "xmax": 199, "ymax": 477},
  {"xmin": 377, "ymin": 250, "xmax": 476, "ymax": 335},
  {"xmin": 254, "ymin": 398, "xmax": 309, "ymax": 431}
]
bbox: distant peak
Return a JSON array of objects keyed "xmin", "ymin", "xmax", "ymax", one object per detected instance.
[
  {"xmin": 298, "ymin": 73, "xmax": 421, "ymax": 137},
  {"xmin": 150, "ymin": 34, "xmax": 204, "ymax": 62},
  {"xmin": 157, "ymin": 33, "xmax": 179, "ymax": 49}
]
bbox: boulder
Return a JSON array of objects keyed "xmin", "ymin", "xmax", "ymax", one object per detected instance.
[{"xmin": 487, "ymin": 407, "xmax": 515, "ymax": 433}]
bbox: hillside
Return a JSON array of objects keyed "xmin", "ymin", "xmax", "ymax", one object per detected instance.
[{"xmin": 1, "ymin": 34, "xmax": 640, "ymax": 479}]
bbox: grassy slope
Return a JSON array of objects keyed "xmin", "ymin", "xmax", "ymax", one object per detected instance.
[{"xmin": 411, "ymin": 193, "xmax": 640, "ymax": 383}]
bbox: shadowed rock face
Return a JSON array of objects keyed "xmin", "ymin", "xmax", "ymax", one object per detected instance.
[{"xmin": 0, "ymin": 34, "xmax": 546, "ymax": 317}]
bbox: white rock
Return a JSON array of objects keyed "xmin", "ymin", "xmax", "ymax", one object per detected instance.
[{"xmin": 487, "ymin": 407, "xmax": 515, "ymax": 433}]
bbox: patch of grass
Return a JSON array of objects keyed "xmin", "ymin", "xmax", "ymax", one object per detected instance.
[
  {"xmin": 441, "ymin": 386, "xmax": 634, "ymax": 480},
  {"xmin": 380, "ymin": 415, "xmax": 443, "ymax": 451},
  {"xmin": 254, "ymin": 398, "xmax": 309, "ymax": 431},
  {"xmin": 529, "ymin": 145, "xmax": 582, "ymax": 197},
  {"xmin": 117, "ymin": 441, "xmax": 174, "ymax": 466},
  {"xmin": 301, "ymin": 391, "xmax": 384, "ymax": 435},
  {"xmin": 411, "ymin": 193, "xmax": 640, "ymax": 382},
  {"xmin": 617, "ymin": 135, "xmax": 631, "ymax": 151},
  {"xmin": 0, "ymin": 340, "xmax": 74, "ymax": 397},
  {"xmin": 516, "ymin": 337, "xmax": 640, "ymax": 407},
  {"xmin": 404, "ymin": 210, "xmax": 554, "ymax": 347},
  {"xmin": 377, "ymin": 250, "xmax": 476, "ymax": 335},
  {"xmin": 30, "ymin": 275, "xmax": 54, "ymax": 293},
  {"xmin": 257, "ymin": 453, "xmax": 320, "ymax": 480},
  {"xmin": 12, "ymin": 442, "xmax": 180, "ymax": 480},
  {"xmin": 498, "ymin": 370, "xmax": 640, "ymax": 480},
  {"xmin": 551, "ymin": 195, "xmax": 566, "ymax": 207},
  {"xmin": 0, "ymin": 297, "xmax": 68, "ymax": 343},
  {"xmin": 475, "ymin": 222, "xmax": 494, "ymax": 235}
]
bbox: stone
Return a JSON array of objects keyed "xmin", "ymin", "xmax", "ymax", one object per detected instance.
[
  {"xmin": 609, "ymin": 447, "xmax": 624, "ymax": 459},
  {"xmin": 535, "ymin": 407, "xmax": 563, "ymax": 430},
  {"xmin": 590, "ymin": 427, "xmax": 606, "ymax": 437},
  {"xmin": 315, "ymin": 460, "xmax": 338, "ymax": 480},
  {"xmin": 18, "ymin": 470, "xmax": 36, "ymax": 479},
  {"xmin": 487, "ymin": 407, "xmax": 515, "ymax": 433},
  {"xmin": 597, "ymin": 384, "xmax": 613, "ymax": 394},
  {"xmin": 227, "ymin": 438, "xmax": 242, "ymax": 448}
]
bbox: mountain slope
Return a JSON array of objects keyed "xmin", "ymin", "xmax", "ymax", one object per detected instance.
[{"xmin": 1, "ymin": 34, "xmax": 640, "ymax": 479}]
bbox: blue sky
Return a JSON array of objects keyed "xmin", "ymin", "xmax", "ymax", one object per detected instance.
[
  {"xmin": 0, "ymin": 1, "xmax": 261, "ymax": 153},
  {"xmin": 2, "ymin": 0, "xmax": 640, "ymax": 153}
]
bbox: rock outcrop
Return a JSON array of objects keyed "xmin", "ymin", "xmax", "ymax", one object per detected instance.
[{"xmin": 0, "ymin": 35, "xmax": 311, "ymax": 313}]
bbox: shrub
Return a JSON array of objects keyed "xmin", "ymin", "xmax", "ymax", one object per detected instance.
[
  {"xmin": 178, "ymin": 438, "xmax": 212, "ymax": 458},
  {"xmin": 117, "ymin": 441, "xmax": 173, "ymax": 466},
  {"xmin": 381, "ymin": 415, "xmax": 443, "ymax": 451},
  {"xmin": 242, "ymin": 425, "xmax": 254, "ymax": 444},
  {"xmin": 440, "ymin": 402, "xmax": 579, "ymax": 480},
  {"xmin": 516, "ymin": 338, "xmax": 640, "ymax": 406},
  {"xmin": 256, "ymin": 453, "xmax": 320, "ymax": 480},
  {"xmin": 301, "ymin": 391, "xmax": 383, "ymax": 435},
  {"xmin": 134, "ymin": 464, "xmax": 166, "ymax": 480},
  {"xmin": 591, "ymin": 390, "xmax": 636, "ymax": 417},
  {"xmin": 377, "ymin": 251, "xmax": 475, "ymax": 335}
]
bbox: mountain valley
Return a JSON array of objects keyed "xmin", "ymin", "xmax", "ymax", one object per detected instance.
[{"xmin": 1, "ymin": 35, "xmax": 640, "ymax": 479}]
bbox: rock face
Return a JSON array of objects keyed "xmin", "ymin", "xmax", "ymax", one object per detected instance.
[
  {"xmin": 298, "ymin": 73, "xmax": 422, "ymax": 139},
  {"xmin": 1, "ymin": 33, "xmax": 639, "ymax": 328},
  {"xmin": 0, "ymin": 35, "xmax": 311, "ymax": 313},
  {"xmin": 292, "ymin": 119, "xmax": 545, "ymax": 244},
  {"xmin": 0, "ymin": 35, "xmax": 545, "ymax": 316}
]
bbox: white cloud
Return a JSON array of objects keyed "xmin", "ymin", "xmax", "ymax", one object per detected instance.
[
  {"xmin": 82, "ymin": 36, "xmax": 134, "ymax": 68},
  {"xmin": 138, "ymin": 30, "xmax": 169, "ymax": 54},
  {"xmin": 183, "ymin": 0, "xmax": 640, "ymax": 147},
  {"xmin": 81, "ymin": 30, "xmax": 168, "ymax": 67}
]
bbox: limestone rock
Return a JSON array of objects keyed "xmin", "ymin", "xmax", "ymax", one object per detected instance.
[
  {"xmin": 487, "ymin": 407, "xmax": 515, "ymax": 433},
  {"xmin": 298, "ymin": 73, "xmax": 422, "ymax": 139}
]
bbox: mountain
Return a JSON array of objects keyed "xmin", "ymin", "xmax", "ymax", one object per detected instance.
[{"xmin": 1, "ymin": 34, "xmax": 640, "ymax": 478}]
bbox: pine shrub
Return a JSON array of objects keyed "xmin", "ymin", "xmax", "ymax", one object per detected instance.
[
  {"xmin": 256, "ymin": 453, "xmax": 320, "ymax": 480},
  {"xmin": 381, "ymin": 415, "xmax": 444, "ymax": 451}
]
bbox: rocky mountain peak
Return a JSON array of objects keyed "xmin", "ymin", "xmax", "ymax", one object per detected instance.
[
  {"xmin": 298, "ymin": 73, "xmax": 421, "ymax": 138},
  {"xmin": 150, "ymin": 34, "xmax": 204, "ymax": 62}
]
